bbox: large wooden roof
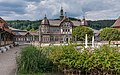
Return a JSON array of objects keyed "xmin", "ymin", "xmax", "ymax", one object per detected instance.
[
  {"xmin": 0, "ymin": 17, "xmax": 14, "ymax": 35},
  {"xmin": 41, "ymin": 16, "xmax": 87, "ymax": 27},
  {"xmin": 112, "ymin": 16, "xmax": 120, "ymax": 27},
  {"xmin": 28, "ymin": 32, "xmax": 38, "ymax": 36}
]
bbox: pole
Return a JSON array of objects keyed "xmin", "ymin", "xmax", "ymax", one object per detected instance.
[
  {"xmin": 39, "ymin": 26, "xmax": 42, "ymax": 47},
  {"xmin": 92, "ymin": 35, "xmax": 95, "ymax": 48},
  {"xmin": 85, "ymin": 34, "xmax": 88, "ymax": 48},
  {"xmin": 0, "ymin": 33, "xmax": 1, "ymax": 46}
]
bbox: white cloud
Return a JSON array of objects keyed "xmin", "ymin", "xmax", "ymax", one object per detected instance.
[{"xmin": 0, "ymin": 0, "xmax": 120, "ymax": 20}]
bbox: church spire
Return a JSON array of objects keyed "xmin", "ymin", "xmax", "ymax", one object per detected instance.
[{"xmin": 60, "ymin": 6, "xmax": 64, "ymax": 20}]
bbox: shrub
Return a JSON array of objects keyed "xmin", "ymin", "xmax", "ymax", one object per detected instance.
[
  {"xmin": 49, "ymin": 45, "xmax": 120, "ymax": 74},
  {"xmin": 17, "ymin": 45, "xmax": 55, "ymax": 74},
  {"xmin": 17, "ymin": 45, "xmax": 120, "ymax": 75}
]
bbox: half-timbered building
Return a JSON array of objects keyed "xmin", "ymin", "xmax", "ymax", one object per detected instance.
[
  {"xmin": 39, "ymin": 7, "xmax": 88, "ymax": 43},
  {"xmin": 0, "ymin": 17, "xmax": 14, "ymax": 47}
]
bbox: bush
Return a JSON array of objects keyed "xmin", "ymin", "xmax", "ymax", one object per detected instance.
[
  {"xmin": 89, "ymin": 45, "xmax": 120, "ymax": 74},
  {"xmin": 17, "ymin": 45, "xmax": 55, "ymax": 74},
  {"xmin": 49, "ymin": 45, "xmax": 120, "ymax": 74},
  {"xmin": 17, "ymin": 45, "xmax": 120, "ymax": 74}
]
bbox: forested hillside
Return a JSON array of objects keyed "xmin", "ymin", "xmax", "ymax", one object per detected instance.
[
  {"xmin": 6, "ymin": 19, "xmax": 116, "ymax": 31},
  {"xmin": 88, "ymin": 20, "xmax": 116, "ymax": 30},
  {"xmin": 7, "ymin": 20, "xmax": 41, "ymax": 31}
]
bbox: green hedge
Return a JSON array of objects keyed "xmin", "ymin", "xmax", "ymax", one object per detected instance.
[
  {"xmin": 17, "ymin": 45, "xmax": 120, "ymax": 74},
  {"xmin": 48, "ymin": 45, "xmax": 120, "ymax": 74}
]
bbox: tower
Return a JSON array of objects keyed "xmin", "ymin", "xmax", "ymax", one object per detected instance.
[
  {"xmin": 60, "ymin": 7, "xmax": 64, "ymax": 20},
  {"xmin": 80, "ymin": 16, "xmax": 88, "ymax": 26}
]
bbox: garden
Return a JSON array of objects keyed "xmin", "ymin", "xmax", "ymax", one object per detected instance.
[{"xmin": 17, "ymin": 44, "xmax": 120, "ymax": 75}]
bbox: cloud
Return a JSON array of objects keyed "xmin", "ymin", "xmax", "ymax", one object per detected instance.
[
  {"xmin": 0, "ymin": 0, "xmax": 26, "ymax": 17},
  {"xmin": 0, "ymin": 0, "xmax": 120, "ymax": 20}
]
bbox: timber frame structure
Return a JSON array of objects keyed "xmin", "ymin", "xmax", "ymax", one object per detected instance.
[{"xmin": 0, "ymin": 17, "xmax": 14, "ymax": 47}]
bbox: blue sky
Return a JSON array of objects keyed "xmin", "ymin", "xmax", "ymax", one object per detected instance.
[{"xmin": 0, "ymin": 0, "xmax": 120, "ymax": 20}]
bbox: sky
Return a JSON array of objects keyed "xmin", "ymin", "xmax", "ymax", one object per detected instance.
[{"xmin": 0, "ymin": 0, "xmax": 120, "ymax": 20}]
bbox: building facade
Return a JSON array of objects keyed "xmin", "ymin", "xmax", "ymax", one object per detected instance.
[
  {"xmin": 9, "ymin": 27, "xmax": 39, "ymax": 44},
  {"xmin": 0, "ymin": 17, "xmax": 14, "ymax": 47},
  {"xmin": 39, "ymin": 7, "xmax": 88, "ymax": 43}
]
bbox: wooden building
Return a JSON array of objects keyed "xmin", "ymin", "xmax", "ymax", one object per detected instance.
[
  {"xmin": 9, "ymin": 27, "xmax": 39, "ymax": 44},
  {"xmin": 39, "ymin": 7, "xmax": 98, "ymax": 43},
  {"xmin": 112, "ymin": 16, "xmax": 120, "ymax": 31},
  {"xmin": 25, "ymin": 32, "xmax": 39, "ymax": 42},
  {"xmin": 0, "ymin": 17, "xmax": 14, "ymax": 47}
]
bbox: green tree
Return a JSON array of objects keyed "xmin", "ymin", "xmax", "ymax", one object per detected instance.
[
  {"xmin": 100, "ymin": 28, "xmax": 120, "ymax": 44},
  {"xmin": 72, "ymin": 26, "xmax": 93, "ymax": 41},
  {"xmin": 30, "ymin": 28, "xmax": 35, "ymax": 32},
  {"xmin": 26, "ymin": 25, "xmax": 32, "ymax": 31}
]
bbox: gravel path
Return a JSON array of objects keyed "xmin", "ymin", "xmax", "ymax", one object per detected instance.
[{"xmin": 0, "ymin": 46, "xmax": 25, "ymax": 75}]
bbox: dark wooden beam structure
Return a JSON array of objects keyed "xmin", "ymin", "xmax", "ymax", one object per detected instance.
[{"xmin": 0, "ymin": 17, "xmax": 14, "ymax": 47}]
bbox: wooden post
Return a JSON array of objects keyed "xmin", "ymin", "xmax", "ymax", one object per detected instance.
[
  {"xmin": 0, "ymin": 32, "xmax": 1, "ymax": 46},
  {"xmin": 72, "ymin": 71, "xmax": 74, "ymax": 75},
  {"xmin": 79, "ymin": 70, "xmax": 81, "ymax": 75},
  {"xmin": 39, "ymin": 25, "xmax": 42, "ymax": 47}
]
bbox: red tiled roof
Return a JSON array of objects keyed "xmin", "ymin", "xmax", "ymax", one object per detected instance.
[
  {"xmin": 112, "ymin": 16, "xmax": 120, "ymax": 27},
  {"xmin": 0, "ymin": 17, "xmax": 14, "ymax": 35}
]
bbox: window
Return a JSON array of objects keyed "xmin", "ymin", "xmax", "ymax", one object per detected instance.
[
  {"xmin": 63, "ymin": 29, "xmax": 65, "ymax": 32},
  {"xmin": 66, "ymin": 29, "xmax": 67, "ymax": 32},
  {"xmin": 68, "ymin": 29, "xmax": 70, "ymax": 32}
]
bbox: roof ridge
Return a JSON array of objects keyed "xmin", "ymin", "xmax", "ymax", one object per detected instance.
[{"xmin": 112, "ymin": 16, "xmax": 120, "ymax": 27}]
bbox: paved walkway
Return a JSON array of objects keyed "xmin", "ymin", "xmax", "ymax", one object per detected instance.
[{"xmin": 0, "ymin": 46, "xmax": 25, "ymax": 75}]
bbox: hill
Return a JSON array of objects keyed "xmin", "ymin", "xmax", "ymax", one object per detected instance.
[
  {"xmin": 88, "ymin": 20, "xmax": 116, "ymax": 30},
  {"xmin": 6, "ymin": 19, "xmax": 116, "ymax": 31}
]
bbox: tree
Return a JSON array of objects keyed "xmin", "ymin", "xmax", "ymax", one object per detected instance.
[
  {"xmin": 30, "ymin": 28, "xmax": 35, "ymax": 32},
  {"xmin": 72, "ymin": 26, "xmax": 93, "ymax": 41},
  {"xmin": 100, "ymin": 28, "xmax": 120, "ymax": 44}
]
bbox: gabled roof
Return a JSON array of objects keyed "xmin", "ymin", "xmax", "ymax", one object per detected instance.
[
  {"xmin": 43, "ymin": 19, "xmax": 81, "ymax": 27},
  {"xmin": 0, "ymin": 17, "xmax": 14, "ymax": 35},
  {"xmin": 41, "ymin": 16, "xmax": 88, "ymax": 27},
  {"xmin": 49, "ymin": 20, "xmax": 61, "ymax": 26},
  {"xmin": 0, "ymin": 17, "xmax": 9, "ymax": 29},
  {"xmin": 15, "ymin": 32, "xmax": 28, "ymax": 36},
  {"xmin": 71, "ymin": 21, "xmax": 81, "ymax": 26},
  {"xmin": 112, "ymin": 16, "xmax": 120, "ymax": 27},
  {"xmin": 28, "ymin": 32, "xmax": 38, "ymax": 36},
  {"xmin": 9, "ymin": 27, "xmax": 27, "ymax": 32}
]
